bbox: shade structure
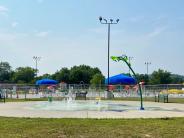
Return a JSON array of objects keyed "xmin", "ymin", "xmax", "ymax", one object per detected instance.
[
  {"xmin": 36, "ymin": 79, "xmax": 58, "ymax": 85},
  {"xmin": 105, "ymin": 74, "xmax": 136, "ymax": 85}
]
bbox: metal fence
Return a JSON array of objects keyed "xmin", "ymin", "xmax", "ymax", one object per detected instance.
[{"xmin": 0, "ymin": 83, "xmax": 184, "ymax": 100}]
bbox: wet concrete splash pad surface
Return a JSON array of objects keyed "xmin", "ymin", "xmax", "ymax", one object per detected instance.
[{"xmin": 0, "ymin": 100, "xmax": 184, "ymax": 118}]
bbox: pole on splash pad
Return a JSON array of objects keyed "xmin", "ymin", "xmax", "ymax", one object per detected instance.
[{"xmin": 111, "ymin": 55, "xmax": 144, "ymax": 110}]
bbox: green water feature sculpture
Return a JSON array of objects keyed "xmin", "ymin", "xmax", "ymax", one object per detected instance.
[{"xmin": 111, "ymin": 55, "xmax": 144, "ymax": 110}]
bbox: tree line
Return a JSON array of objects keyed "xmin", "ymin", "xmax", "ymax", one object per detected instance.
[
  {"xmin": 0, "ymin": 62, "xmax": 105, "ymax": 85},
  {"xmin": 0, "ymin": 61, "xmax": 183, "ymax": 85},
  {"xmin": 135, "ymin": 69, "xmax": 184, "ymax": 85}
]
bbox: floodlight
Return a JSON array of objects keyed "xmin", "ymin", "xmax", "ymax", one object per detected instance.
[
  {"xmin": 99, "ymin": 16, "xmax": 102, "ymax": 22},
  {"xmin": 116, "ymin": 19, "xmax": 119, "ymax": 23},
  {"xmin": 103, "ymin": 19, "xmax": 107, "ymax": 23}
]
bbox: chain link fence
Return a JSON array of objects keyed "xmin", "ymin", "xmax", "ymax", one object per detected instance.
[{"xmin": 0, "ymin": 84, "xmax": 184, "ymax": 101}]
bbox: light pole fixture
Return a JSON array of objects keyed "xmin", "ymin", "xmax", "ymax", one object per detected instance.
[
  {"xmin": 33, "ymin": 56, "xmax": 41, "ymax": 77},
  {"xmin": 99, "ymin": 16, "xmax": 119, "ymax": 91},
  {"xmin": 145, "ymin": 62, "xmax": 151, "ymax": 75}
]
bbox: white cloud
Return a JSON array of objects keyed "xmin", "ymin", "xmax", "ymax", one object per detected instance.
[
  {"xmin": 11, "ymin": 22, "xmax": 19, "ymax": 28},
  {"xmin": 0, "ymin": 32, "xmax": 28, "ymax": 42},
  {"xmin": 0, "ymin": 5, "xmax": 8, "ymax": 16},
  {"xmin": 0, "ymin": 6, "xmax": 8, "ymax": 12},
  {"xmin": 35, "ymin": 31, "xmax": 49, "ymax": 37},
  {"xmin": 147, "ymin": 26, "xmax": 167, "ymax": 38}
]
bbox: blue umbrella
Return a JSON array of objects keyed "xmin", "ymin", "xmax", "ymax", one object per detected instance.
[
  {"xmin": 105, "ymin": 74, "xmax": 136, "ymax": 85},
  {"xmin": 36, "ymin": 79, "xmax": 58, "ymax": 85}
]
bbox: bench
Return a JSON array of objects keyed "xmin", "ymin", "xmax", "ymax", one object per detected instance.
[
  {"xmin": 76, "ymin": 92, "xmax": 87, "ymax": 100},
  {"xmin": 155, "ymin": 94, "xmax": 168, "ymax": 103},
  {"xmin": 0, "ymin": 91, "xmax": 5, "ymax": 103}
]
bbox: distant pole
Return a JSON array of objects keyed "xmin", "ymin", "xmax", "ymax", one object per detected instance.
[
  {"xmin": 145, "ymin": 62, "xmax": 151, "ymax": 84},
  {"xmin": 33, "ymin": 56, "xmax": 41, "ymax": 77},
  {"xmin": 99, "ymin": 16, "xmax": 119, "ymax": 92},
  {"xmin": 128, "ymin": 57, "xmax": 133, "ymax": 76},
  {"xmin": 145, "ymin": 62, "xmax": 151, "ymax": 75}
]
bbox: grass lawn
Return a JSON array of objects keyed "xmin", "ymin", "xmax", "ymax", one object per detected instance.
[
  {"xmin": 0, "ymin": 117, "xmax": 183, "ymax": 138},
  {"xmin": 3, "ymin": 97, "xmax": 48, "ymax": 102},
  {"xmin": 1, "ymin": 97, "xmax": 184, "ymax": 104},
  {"xmin": 109, "ymin": 97, "xmax": 184, "ymax": 104}
]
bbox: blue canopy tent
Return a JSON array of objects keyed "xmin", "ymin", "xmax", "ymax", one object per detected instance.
[
  {"xmin": 105, "ymin": 74, "xmax": 136, "ymax": 85},
  {"xmin": 36, "ymin": 79, "xmax": 58, "ymax": 85}
]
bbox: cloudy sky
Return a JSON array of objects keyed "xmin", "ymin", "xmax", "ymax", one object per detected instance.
[{"xmin": 0, "ymin": 0, "xmax": 184, "ymax": 77}]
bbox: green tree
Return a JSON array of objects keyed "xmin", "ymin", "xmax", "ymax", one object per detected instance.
[
  {"xmin": 35, "ymin": 73, "xmax": 52, "ymax": 83},
  {"xmin": 90, "ymin": 73, "xmax": 105, "ymax": 85},
  {"xmin": 12, "ymin": 67, "xmax": 36, "ymax": 84},
  {"xmin": 40, "ymin": 73, "xmax": 52, "ymax": 79},
  {"xmin": 69, "ymin": 65, "xmax": 102, "ymax": 84},
  {"xmin": 136, "ymin": 74, "xmax": 149, "ymax": 84},
  {"xmin": 52, "ymin": 68, "xmax": 70, "ymax": 83},
  {"xmin": 170, "ymin": 74, "xmax": 184, "ymax": 84},
  {"xmin": 150, "ymin": 69, "xmax": 172, "ymax": 84},
  {"xmin": 0, "ymin": 62, "xmax": 13, "ymax": 83}
]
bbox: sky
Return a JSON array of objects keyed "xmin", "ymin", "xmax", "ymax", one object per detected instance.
[{"xmin": 0, "ymin": 0, "xmax": 184, "ymax": 77}]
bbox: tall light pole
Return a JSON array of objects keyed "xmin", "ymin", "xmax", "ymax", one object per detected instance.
[
  {"xmin": 145, "ymin": 62, "xmax": 151, "ymax": 75},
  {"xmin": 33, "ymin": 56, "xmax": 41, "ymax": 77},
  {"xmin": 99, "ymin": 16, "xmax": 119, "ymax": 91},
  {"xmin": 128, "ymin": 56, "xmax": 133, "ymax": 76}
]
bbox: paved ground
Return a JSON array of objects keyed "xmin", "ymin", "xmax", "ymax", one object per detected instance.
[{"xmin": 0, "ymin": 101, "xmax": 184, "ymax": 118}]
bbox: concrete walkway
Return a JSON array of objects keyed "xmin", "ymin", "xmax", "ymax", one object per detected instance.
[{"xmin": 0, "ymin": 101, "xmax": 184, "ymax": 118}]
